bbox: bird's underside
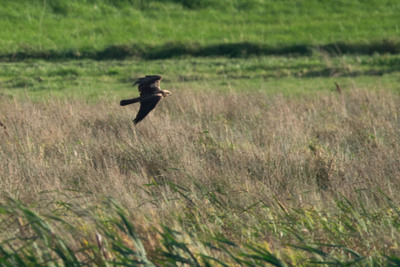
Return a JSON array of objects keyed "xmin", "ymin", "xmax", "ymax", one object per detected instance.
[{"xmin": 120, "ymin": 75, "xmax": 171, "ymax": 124}]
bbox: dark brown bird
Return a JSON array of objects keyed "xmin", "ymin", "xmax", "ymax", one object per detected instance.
[{"xmin": 120, "ymin": 75, "xmax": 171, "ymax": 124}]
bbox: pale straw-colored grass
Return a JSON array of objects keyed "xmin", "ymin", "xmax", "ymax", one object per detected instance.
[
  {"xmin": 1, "ymin": 88, "xmax": 398, "ymax": 204},
  {"xmin": 0, "ymin": 87, "xmax": 399, "ymax": 264}
]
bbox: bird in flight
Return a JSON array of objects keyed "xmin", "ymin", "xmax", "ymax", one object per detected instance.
[{"xmin": 120, "ymin": 75, "xmax": 171, "ymax": 124}]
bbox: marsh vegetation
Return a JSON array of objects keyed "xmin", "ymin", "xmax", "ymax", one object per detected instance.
[{"xmin": 1, "ymin": 0, "xmax": 400, "ymax": 265}]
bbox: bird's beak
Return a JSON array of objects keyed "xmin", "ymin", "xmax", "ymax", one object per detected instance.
[{"xmin": 162, "ymin": 90, "xmax": 171, "ymax": 97}]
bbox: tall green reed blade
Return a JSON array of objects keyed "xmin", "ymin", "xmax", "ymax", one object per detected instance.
[
  {"xmin": 377, "ymin": 189, "xmax": 400, "ymax": 219},
  {"xmin": 211, "ymin": 236, "xmax": 256, "ymax": 266},
  {"xmin": 198, "ymin": 254, "xmax": 230, "ymax": 267},
  {"xmin": 16, "ymin": 203, "xmax": 85, "ymax": 266},
  {"xmin": 158, "ymin": 226, "xmax": 201, "ymax": 266},
  {"xmin": 241, "ymin": 244, "xmax": 286, "ymax": 267},
  {"xmin": 386, "ymin": 255, "xmax": 400, "ymax": 267},
  {"xmin": 0, "ymin": 197, "xmax": 98, "ymax": 266},
  {"xmin": 104, "ymin": 200, "xmax": 155, "ymax": 266},
  {"xmin": 288, "ymin": 242, "xmax": 367, "ymax": 266},
  {"xmin": 0, "ymin": 243, "xmax": 27, "ymax": 267}
]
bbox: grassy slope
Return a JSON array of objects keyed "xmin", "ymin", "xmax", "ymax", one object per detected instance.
[{"xmin": 0, "ymin": 0, "xmax": 399, "ymax": 56}]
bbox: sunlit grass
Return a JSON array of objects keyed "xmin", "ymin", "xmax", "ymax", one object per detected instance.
[
  {"xmin": 0, "ymin": 0, "xmax": 399, "ymax": 58},
  {"xmin": 1, "ymin": 84, "xmax": 399, "ymax": 265}
]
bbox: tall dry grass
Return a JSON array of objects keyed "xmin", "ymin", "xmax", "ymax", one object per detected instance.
[
  {"xmin": 0, "ymin": 87, "xmax": 399, "ymax": 264},
  {"xmin": 1, "ymin": 88, "xmax": 399, "ymax": 203}
]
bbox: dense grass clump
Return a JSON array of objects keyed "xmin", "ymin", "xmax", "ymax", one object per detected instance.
[{"xmin": 1, "ymin": 87, "xmax": 399, "ymax": 265}]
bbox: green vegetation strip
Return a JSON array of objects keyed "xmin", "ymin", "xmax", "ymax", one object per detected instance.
[
  {"xmin": 0, "ymin": 194, "xmax": 399, "ymax": 266},
  {"xmin": 2, "ymin": 40, "xmax": 400, "ymax": 61},
  {"xmin": 1, "ymin": 0, "xmax": 399, "ymax": 60},
  {"xmin": 1, "ymin": 54, "xmax": 399, "ymax": 101}
]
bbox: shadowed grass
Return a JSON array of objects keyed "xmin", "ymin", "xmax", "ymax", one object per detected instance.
[{"xmin": 3, "ymin": 40, "xmax": 400, "ymax": 61}]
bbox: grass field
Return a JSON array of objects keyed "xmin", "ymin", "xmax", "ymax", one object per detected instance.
[
  {"xmin": 1, "ymin": 0, "xmax": 400, "ymax": 266},
  {"xmin": 1, "ymin": 87, "xmax": 400, "ymax": 265},
  {"xmin": 1, "ymin": 53, "xmax": 399, "ymax": 100},
  {"xmin": 1, "ymin": 0, "xmax": 400, "ymax": 59}
]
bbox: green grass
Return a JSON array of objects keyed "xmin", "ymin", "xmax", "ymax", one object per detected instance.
[
  {"xmin": 0, "ymin": 0, "xmax": 399, "ymax": 59},
  {"xmin": 1, "ymin": 53, "xmax": 400, "ymax": 100},
  {"xmin": 1, "ymin": 0, "xmax": 400, "ymax": 265},
  {"xmin": 1, "ymin": 194, "xmax": 399, "ymax": 266}
]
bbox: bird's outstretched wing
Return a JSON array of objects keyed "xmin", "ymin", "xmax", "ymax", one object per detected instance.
[
  {"xmin": 134, "ymin": 75, "xmax": 162, "ymax": 96},
  {"xmin": 133, "ymin": 94, "xmax": 163, "ymax": 124}
]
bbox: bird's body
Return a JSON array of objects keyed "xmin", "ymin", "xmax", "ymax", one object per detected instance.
[{"xmin": 120, "ymin": 75, "xmax": 171, "ymax": 124}]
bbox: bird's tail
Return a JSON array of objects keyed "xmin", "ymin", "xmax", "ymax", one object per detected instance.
[{"xmin": 120, "ymin": 97, "xmax": 140, "ymax": 106}]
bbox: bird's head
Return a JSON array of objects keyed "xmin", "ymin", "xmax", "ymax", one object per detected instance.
[{"xmin": 162, "ymin": 90, "xmax": 171, "ymax": 97}]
